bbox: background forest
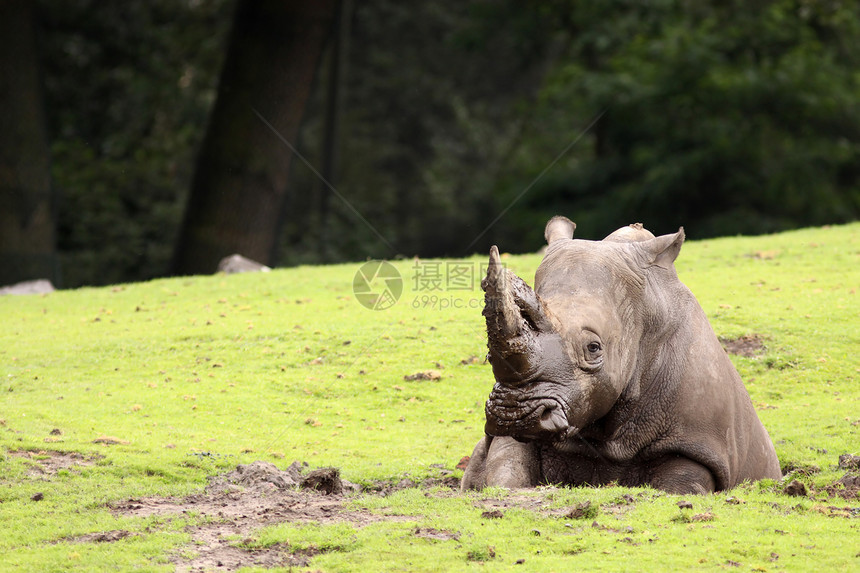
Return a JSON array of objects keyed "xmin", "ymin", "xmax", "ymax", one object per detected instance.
[{"xmin": 3, "ymin": 0, "xmax": 859, "ymax": 287}]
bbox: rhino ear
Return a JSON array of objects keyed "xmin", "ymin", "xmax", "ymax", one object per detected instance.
[
  {"xmin": 544, "ymin": 216, "xmax": 576, "ymax": 245},
  {"xmin": 639, "ymin": 227, "xmax": 685, "ymax": 269}
]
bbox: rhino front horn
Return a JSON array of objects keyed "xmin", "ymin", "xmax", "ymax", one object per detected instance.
[
  {"xmin": 482, "ymin": 246, "xmax": 553, "ymax": 384},
  {"xmin": 482, "ymin": 246, "xmax": 518, "ymax": 338}
]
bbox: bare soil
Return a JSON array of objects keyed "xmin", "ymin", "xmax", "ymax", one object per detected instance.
[
  {"xmin": 109, "ymin": 461, "xmax": 456, "ymax": 572},
  {"xmin": 114, "ymin": 485, "xmax": 360, "ymax": 571},
  {"xmin": 9, "ymin": 449, "xmax": 103, "ymax": 477},
  {"xmin": 720, "ymin": 334, "xmax": 765, "ymax": 357}
]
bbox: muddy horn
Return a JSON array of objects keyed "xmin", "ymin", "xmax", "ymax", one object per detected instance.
[{"xmin": 482, "ymin": 246, "xmax": 553, "ymax": 386}]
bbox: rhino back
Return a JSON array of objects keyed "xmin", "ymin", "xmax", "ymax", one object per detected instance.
[{"xmin": 616, "ymin": 273, "xmax": 781, "ymax": 488}]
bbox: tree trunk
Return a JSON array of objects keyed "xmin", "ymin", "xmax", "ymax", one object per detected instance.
[
  {"xmin": 0, "ymin": 0, "xmax": 58, "ymax": 286},
  {"xmin": 172, "ymin": 0, "xmax": 336, "ymax": 275},
  {"xmin": 317, "ymin": 0, "xmax": 353, "ymax": 261}
]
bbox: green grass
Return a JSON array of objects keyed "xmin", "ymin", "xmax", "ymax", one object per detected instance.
[{"xmin": 1, "ymin": 223, "xmax": 858, "ymax": 571}]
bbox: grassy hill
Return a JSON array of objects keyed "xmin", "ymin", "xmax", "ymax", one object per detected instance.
[{"xmin": 1, "ymin": 223, "xmax": 858, "ymax": 571}]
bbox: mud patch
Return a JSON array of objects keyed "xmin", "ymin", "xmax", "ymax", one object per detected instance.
[
  {"xmin": 301, "ymin": 467, "xmax": 345, "ymax": 495},
  {"xmin": 780, "ymin": 461, "xmax": 820, "ymax": 476},
  {"xmin": 481, "ymin": 509, "xmax": 504, "ymax": 519},
  {"xmin": 209, "ymin": 460, "xmax": 305, "ymax": 490},
  {"xmin": 404, "ymin": 370, "xmax": 442, "ymax": 381},
  {"xmin": 361, "ymin": 466, "xmax": 461, "ymax": 496},
  {"xmin": 821, "ymin": 473, "xmax": 860, "ymax": 501},
  {"xmin": 414, "ymin": 526, "xmax": 460, "ymax": 541},
  {"xmin": 780, "ymin": 455, "xmax": 860, "ymax": 503},
  {"xmin": 720, "ymin": 335, "xmax": 765, "ymax": 357},
  {"xmin": 812, "ymin": 505, "xmax": 860, "ymax": 518},
  {"xmin": 565, "ymin": 500, "xmax": 599, "ymax": 520},
  {"xmin": 112, "ymin": 461, "xmax": 418, "ymax": 572},
  {"xmin": 838, "ymin": 454, "xmax": 860, "ymax": 471},
  {"xmin": 10, "ymin": 449, "xmax": 103, "ymax": 477},
  {"xmin": 470, "ymin": 489, "xmax": 559, "ymax": 520},
  {"xmin": 72, "ymin": 530, "xmax": 134, "ymax": 543},
  {"xmin": 782, "ymin": 479, "xmax": 808, "ymax": 497}
]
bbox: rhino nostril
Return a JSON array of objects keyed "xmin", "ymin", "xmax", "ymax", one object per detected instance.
[{"xmin": 535, "ymin": 404, "xmax": 567, "ymax": 434}]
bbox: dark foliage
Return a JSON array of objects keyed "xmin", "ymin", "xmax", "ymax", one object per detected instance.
[
  {"xmin": 39, "ymin": 0, "xmax": 232, "ymax": 286},
  {"xmin": 36, "ymin": 0, "xmax": 860, "ymax": 286}
]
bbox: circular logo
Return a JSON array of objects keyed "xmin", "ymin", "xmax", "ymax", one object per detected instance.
[{"xmin": 353, "ymin": 261, "xmax": 402, "ymax": 310}]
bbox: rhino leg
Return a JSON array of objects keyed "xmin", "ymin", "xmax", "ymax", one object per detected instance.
[
  {"xmin": 646, "ymin": 456, "xmax": 716, "ymax": 494},
  {"xmin": 461, "ymin": 436, "xmax": 540, "ymax": 491}
]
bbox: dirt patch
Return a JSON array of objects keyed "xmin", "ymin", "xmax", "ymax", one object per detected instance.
[
  {"xmin": 9, "ymin": 449, "xmax": 103, "ymax": 477},
  {"xmin": 404, "ymin": 370, "xmax": 442, "ymax": 381},
  {"xmin": 470, "ymin": 490, "xmax": 552, "ymax": 516},
  {"xmin": 360, "ymin": 465, "xmax": 461, "ymax": 496},
  {"xmin": 301, "ymin": 467, "xmax": 345, "ymax": 495},
  {"xmin": 720, "ymin": 335, "xmax": 765, "ymax": 357},
  {"xmin": 780, "ymin": 461, "xmax": 820, "ymax": 476},
  {"xmin": 481, "ymin": 509, "xmax": 504, "ymax": 519},
  {"xmin": 92, "ymin": 435, "xmax": 130, "ymax": 445},
  {"xmin": 838, "ymin": 454, "xmax": 860, "ymax": 470},
  {"xmin": 414, "ymin": 526, "xmax": 460, "ymax": 541},
  {"xmin": 565, "ymin": 500, "xmax": 598, "ymax": 520},
  {"xmin": 783, "ymin": 479, "xmax": 808, "ymax": 497},
  {"xmin": 779, "ymin": 455, "xmax": 860, "ymax": 503},
  {"xmin": 74, "ymin": 530, "xmax": 135, "ymax": 543},
  {"xmin": 821, "ymin": 473, "xmax": 860, "ymax": 501},
  {"xmin": 208, "ymin": 460, "xmax": 305, "ymax": 490},
  {"xmin": 111, "ymin": 461, "xmax": 431, "ymax": 572}
]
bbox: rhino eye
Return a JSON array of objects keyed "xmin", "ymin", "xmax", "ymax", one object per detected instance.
[{"xmin": 586, "ymin": 342, "xmax": 602, "ymax": 354}]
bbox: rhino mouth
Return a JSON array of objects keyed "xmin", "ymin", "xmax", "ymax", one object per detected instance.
[{"xmin": 485, "ymin": 389, "xmax": 570, "ymax": 441}]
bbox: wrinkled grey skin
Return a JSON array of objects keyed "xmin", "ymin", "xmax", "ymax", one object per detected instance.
[{"xmin": 462, "ymin": 216, "xmax": 781, "ymax": 494}]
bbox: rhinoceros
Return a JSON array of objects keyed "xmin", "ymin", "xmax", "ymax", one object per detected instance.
[{"xmin": 461, "ymin": 216, "xmax": 781, "ymax": 494}]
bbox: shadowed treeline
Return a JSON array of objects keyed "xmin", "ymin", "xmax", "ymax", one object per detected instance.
[{"xmin": 2, "ymin": 0, "xmax": 858, "ymax": 287}]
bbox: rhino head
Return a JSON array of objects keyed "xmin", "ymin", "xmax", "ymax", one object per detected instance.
[{"xmin": 482, "ymin": 216, "xmax": 684, "ymax": 448}]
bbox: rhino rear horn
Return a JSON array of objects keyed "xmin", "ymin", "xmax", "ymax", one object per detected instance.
[
  {"xmin": 544, "ymin": 216, "xmax": 576, "ymax": 245},
  {"xmin": 639, "ymin": 227, "xmax": 685, "ymax": 269}
]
